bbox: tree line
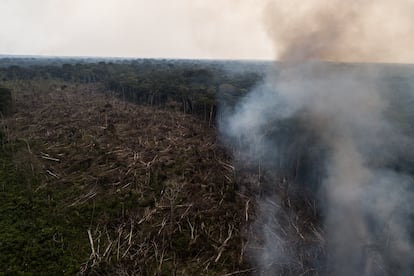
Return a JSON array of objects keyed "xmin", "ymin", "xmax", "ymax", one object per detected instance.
[{"xmin": 0, "ymin": 59, "xmax": 265, "ymax": 124}]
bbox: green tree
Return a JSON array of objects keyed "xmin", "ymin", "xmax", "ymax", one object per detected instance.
[{"xmin": 0, "ymin": 86, "xmax": 12, "ymax": 116}]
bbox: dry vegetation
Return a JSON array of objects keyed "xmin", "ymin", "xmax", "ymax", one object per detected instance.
[{"xmin": 1, "ymin": 81, "xmax": 253, "ymax": 275}]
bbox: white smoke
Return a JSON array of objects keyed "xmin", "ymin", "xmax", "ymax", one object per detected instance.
[
  {"xmin": 220, "ymin": 62, "xmax": 414, "ymax": 274},
  {"xmin": 220, "ymin": 1, "xmax": 414, "ymax": 274}
]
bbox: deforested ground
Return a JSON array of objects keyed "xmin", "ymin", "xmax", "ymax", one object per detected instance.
[{"xmin": 0, "ymin": 81, "xmax": 252, "ymax": 275}]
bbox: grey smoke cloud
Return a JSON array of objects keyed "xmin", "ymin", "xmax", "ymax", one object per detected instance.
[
  {"xmin": 264, "ymin": 0, "xmax": 414, "ymax": 63},
  {"xmin": 223, "ymin": 63, "xmax": 414, "ymax": 275},
  {"xmin": 220, "ymin": 0, "xmax": 414, "ymax": 274}
]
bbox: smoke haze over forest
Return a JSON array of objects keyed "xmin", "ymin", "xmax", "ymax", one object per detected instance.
[
  {"xmin": 2, "ymin": 0, "xmax": 414, "ymax": 274},
  {"xmin": 219, "ymin": 0, "xmax": 414, "ymax": 274}
]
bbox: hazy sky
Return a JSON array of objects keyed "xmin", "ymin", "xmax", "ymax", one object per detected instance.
[
  {"xmin": 2, "ymin": 0, "xmax": 414, "ymax": 62},
  {"xmin": 0, "ymin": 0, "xmax": 273, "ymax": 59}
]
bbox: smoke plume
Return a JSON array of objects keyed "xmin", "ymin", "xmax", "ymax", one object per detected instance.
[
  {"xmin": 264, "ymin": 0, "xmax": 414, "ymax": 63},
  {"xmin": 220, "ymin": 1, "xmax": 414, "ymax": 275}
]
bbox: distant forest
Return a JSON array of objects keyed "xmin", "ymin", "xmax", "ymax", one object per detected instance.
[{"xmin": 0, "ymin": 58, "xmax": 272, "ymax": 125}]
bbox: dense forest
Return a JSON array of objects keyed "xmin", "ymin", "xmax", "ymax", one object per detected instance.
[{"xmin": 0, "ymin": 58, "xmax": 269, "ymax": 125}]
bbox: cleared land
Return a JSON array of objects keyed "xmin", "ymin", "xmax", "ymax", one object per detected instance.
[{"xmin": 0, "ymin": 81, "xmax": 250, "ymax": 275}]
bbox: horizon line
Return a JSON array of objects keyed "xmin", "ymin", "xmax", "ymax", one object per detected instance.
[{"xmin": 1, "ymin": 53, "xmax": 414, "ymax": 66}]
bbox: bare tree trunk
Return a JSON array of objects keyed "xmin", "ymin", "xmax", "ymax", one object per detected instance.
[{"xmin": 209, "ymin": 105, "xmax": 214, "ymax": 127}]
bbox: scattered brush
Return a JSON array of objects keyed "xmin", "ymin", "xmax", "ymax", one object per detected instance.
[{"xmin": 1, "ymin": 81, "xmax": 251, "ymax": 275}]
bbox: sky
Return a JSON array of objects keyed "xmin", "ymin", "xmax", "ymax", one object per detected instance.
[
  {"xmin": 0, "ymin": 0, "xmax": 273, "ymax": 59},
  {"xmin": 2, "ymin": 0, "xmax": 414, "ymax": 63}
]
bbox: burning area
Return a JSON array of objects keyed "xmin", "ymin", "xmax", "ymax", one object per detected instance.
[{"xmin": 220, "ymin": 1, "xmax": 414, "ymax": 275}]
